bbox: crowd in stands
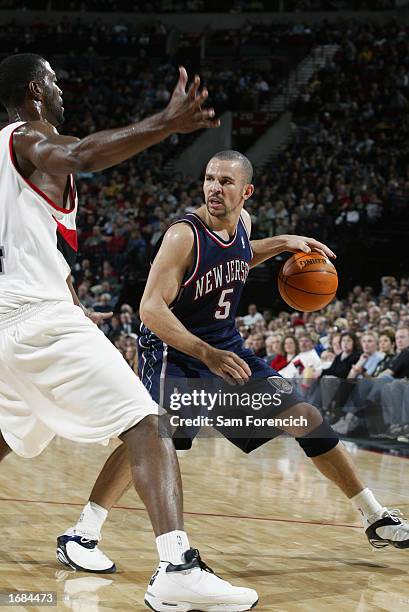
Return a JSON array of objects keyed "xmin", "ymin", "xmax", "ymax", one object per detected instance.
[
  {"xmin": 0, "ymin": 0, "xmax": 396, "ymax": 11},
  {"xmin": 258, "ymin": 19, "xmax": 409, "ymax": 244},
  {"xmin": 0, "ymin": 16, "xmax": 169, "ymax": 57},
  {"xmin": 236, "ymin": 276, "xmax": 409, "ymax": 441},
  {"xmin": 0, "ymin": 0, "xmax": 271, "ymax": 11},
  {"xmin": 2, "ymin": 17, "xmax": 294, "ymax": 114},
  {"xmin": 286, "ymin": 0, "xmax": 395, "ymax": 10}
]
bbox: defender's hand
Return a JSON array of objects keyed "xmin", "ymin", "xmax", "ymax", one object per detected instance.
[
  {"xmin": 203, "ymin": 347, "xmax": 251, "ymax": 385},
  {"xmin": 87, "ymin": 311, "xmax": 113, "ymax": 326},
  {"xmin": 163, "ymin": 67, "xmax": 220, "ymax": 134}
]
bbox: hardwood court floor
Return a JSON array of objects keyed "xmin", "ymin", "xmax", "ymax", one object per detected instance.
[{"xmin": 0, "ymin": 436, "xmax": 409, "ymax": 611}]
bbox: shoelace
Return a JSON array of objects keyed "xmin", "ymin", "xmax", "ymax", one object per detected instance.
[
  {"xmin": 193, "ymin": 550, "xmax": 215, "ymax": 575},
  {"xmin": 367, "ymin": 507, "xmax": 404, "ymax": 528},
  {"xmin": 386, "ymin": 508, "xmax": 405, "ymax": 523},
  {"xmin": 79, "ymin": 537, "xmax": 98, "ymax": 549}
]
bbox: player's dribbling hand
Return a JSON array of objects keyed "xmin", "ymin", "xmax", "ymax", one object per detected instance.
[
  {"xmin": 163, "ymin": 66, "xmax": 221, "ymax": 134},
  {"xmin": 203, "ymin": 347, "xmax": 251, "ymax": 385},
  {"xmin": 283, "ymin": 235, "xmax": 336, "ymax": 259}
]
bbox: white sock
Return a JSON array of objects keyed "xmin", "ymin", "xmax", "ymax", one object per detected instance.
[
  {"xmin": 351, "ymin": 488, "xmax": 385, "ymax": 524},
  {"xmin": 68, "ymin": 501, "xmax": 108, "ymax": 541},
  {"xmin": 156, "ymin": 530, "xmax": 190, "ymax": 564}
]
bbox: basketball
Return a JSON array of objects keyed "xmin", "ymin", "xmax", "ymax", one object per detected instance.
[{"xmin": 278, "ymin": 251, "xmax": 338, "ymax": 312}]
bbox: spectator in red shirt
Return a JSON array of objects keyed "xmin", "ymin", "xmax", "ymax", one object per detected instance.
[
  {"xmin": 107, "ymin": 229, "xmax": 126, "ymax": 253},
  {"xmin": 270, "ymin": 335, "xmax": 300, "ymax": 372}
]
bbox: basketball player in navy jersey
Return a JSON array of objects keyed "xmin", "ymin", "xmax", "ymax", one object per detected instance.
[
  {"xmin": 63, "ymin": 151, "xmax": 409, "ymax": 576},
  {"xmin": 0, "ymin": 54, "xmax": 259, "ymax": 612}
]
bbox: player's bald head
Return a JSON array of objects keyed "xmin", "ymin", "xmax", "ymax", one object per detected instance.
[{"xmin": 209, "ymin": 150, "xmax": 253, "ymax": 185}]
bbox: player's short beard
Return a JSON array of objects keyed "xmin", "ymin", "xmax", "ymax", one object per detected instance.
[
  {"xmin": 206, "ymin": 202, "xmax": 227, "ymax": 217},
  {"xmin": 44, "ymin": 95, "xmax": 64, "ymax": 126},
  {"xmin": 211, "ymin": 198, "xmax": 244, "ymax": 218},
  {"xmin": 54, "ymin": 104, "xmax": 64, "ymax": 126}
]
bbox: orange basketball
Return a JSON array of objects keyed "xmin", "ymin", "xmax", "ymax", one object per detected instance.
[{"xmin": 278, "ymin": 251, "xmax": 338, "ymax": 312}]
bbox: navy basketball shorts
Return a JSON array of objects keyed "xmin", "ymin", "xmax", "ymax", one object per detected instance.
[{"xmin": 139, "ymin": 342, "xmax": 305, "ymax": 454}]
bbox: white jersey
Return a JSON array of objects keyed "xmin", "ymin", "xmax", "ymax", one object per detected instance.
[{"xmin": 0, "ymin": 121, "xmax": 78, "ymax": 314}]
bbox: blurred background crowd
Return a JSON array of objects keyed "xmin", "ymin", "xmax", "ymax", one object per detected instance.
[
  {"xmin": 0, "ymin": 0, "xmax": 397, "ymax": 12},
  {"xmin": 235, "ymin": 276, "xmax": 409, "ymax": 441}
]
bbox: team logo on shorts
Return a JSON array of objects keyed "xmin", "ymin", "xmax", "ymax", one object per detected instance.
[{"xmin": 267, "ymin": 376, "xmax": 293, "ymax": 394}]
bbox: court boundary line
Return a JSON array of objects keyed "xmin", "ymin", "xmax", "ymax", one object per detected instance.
[{"xmin": 0, "ymin": 496, "xmax": 361, "ymax": 529}]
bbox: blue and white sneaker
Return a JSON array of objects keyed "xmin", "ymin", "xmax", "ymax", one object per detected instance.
[
  {"xmin": 56, "ymin": 534, "xmax": 116, "ymax": 573},
  {"xmin": 144, "ymin": 548, "xmax": 258, "ymax": 612}
]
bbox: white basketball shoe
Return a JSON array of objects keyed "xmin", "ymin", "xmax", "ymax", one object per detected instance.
[
  {"xmin": 56, "ymin": 533, "xmax": 115, "ymax": 573},
  {"xmin": 144, "ymin": 548, "xmax": 258, "ymax": 612}
]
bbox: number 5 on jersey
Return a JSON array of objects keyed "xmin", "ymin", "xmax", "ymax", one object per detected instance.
[
  {"xmin": 215, "ymin": 288, "xmax": 234, "ymax": 319},
  {"xmin": 0, "ymin": 246, "xmax": 4, "ymax": 274}
]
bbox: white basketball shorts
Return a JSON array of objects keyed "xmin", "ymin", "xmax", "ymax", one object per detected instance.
[{"xmin": 0, "ymin": 301, "xmax": 158, "ymax": 458}]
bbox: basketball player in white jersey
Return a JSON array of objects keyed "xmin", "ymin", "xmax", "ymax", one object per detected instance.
[{"xmin": 0, "ymin": 53, "xmax": 258, "ymax": 612}]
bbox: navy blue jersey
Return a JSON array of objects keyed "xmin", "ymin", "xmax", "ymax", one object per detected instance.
[
  {"xmin": 138, "ymin": 211, "xmax": 306, "ymax": 455},
  {"xmin": 139, "ymin": 212, "xmax": 253, "ymax": 351}
]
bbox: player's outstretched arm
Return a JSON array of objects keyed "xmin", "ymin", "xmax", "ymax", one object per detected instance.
[
  {"xmin": 13, "ymin": 67, "xmax": 220, "ymax": 176},
  {"xmin": 250, "ymin": 235, "xmax": 336, "ymax": 268},
  {"xmin": 140, "ymin": 224, "xmax": 250, "ymax": 384}
]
